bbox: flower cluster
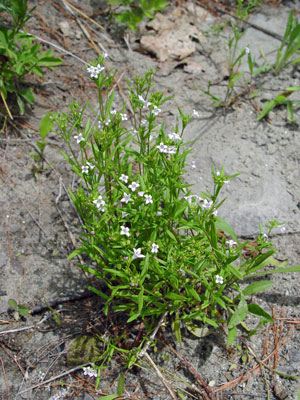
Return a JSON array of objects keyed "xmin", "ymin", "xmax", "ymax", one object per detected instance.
[
  {"xmin": 93, "ymin": 195, "xmax": 105, "ymax": 213},
  {"xmin": 81, "ymin": 161, "xmax": 94, "ymax": 174},
  {"xmin": 156, "ymin": 142, "xmax": 177, "ymax": 154},
  {"xmin": 83, "ymin": 366, "xmax": 98, "ymax": 378},
  {"xmin": 184, "ymin": 194, "xmax": 214, "ymax": 212},
  {"xmin": 87, "ymin": 63, "xmax": 104, "ymax": 79}
]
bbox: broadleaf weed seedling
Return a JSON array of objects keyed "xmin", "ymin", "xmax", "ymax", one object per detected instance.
[
  {"xmin": 0, "ymin": 0, "xmax": 62, "ymax": 118},
  {"xmin": 42, "ymin": 56, "xmax": 300, "ymax": 366}
]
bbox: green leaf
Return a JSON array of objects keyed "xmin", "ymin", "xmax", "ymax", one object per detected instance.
[
  {"xmin": 127, "ymin": 313, "xmax": 140, "ymax": 323},
  {"xmin": 17, "ymin": 304, "xmax": 30, "ymax": 316},
  {"xmin": 227, "ymin": 296, "xmax": 248, "ymax": 329},
  {"xmin": 117, "ymin": 373, "xmax": 124, "ymax": 396},
  {"xmin": 172, "ymin": 313, "xmax": 181, "ymax": 343},
  {"xmin": 87, "ymin": 285, "xmax": 109, "ymax": 300},
  {"xmin": 37, "ymin": 56, "xmax": 62, "ymax": 67},
  {"xmin": 242, "ymin": 280, "xmax": 273, "ymax": 296},
  {"xmin": 215, "ymin": 217, "xmax": 238, "ymax": 243},
  {"xmin": 138, "ymin": 288, "xmax": 144, "ymax": 313},
  {"xmin": 16, "ymin": 95, "xmax": 25, "ymax": 115},
  {"xmin": 8, "ymin": 299, "xmax": 17, "ymax": 308},
  {"xmin": 227, "ymin": 326, "xmax": 237, "ymax": 346},
  {"xmin": 40, "ymin": 113, "xmax": 54, "ymax": 140},
  {"xmin": 98, "ymin": 395, "xmax": 119, "ymax": 400},
  {"xmin": 249, "ymin": 264, "xmax": 300, "ymax": 277},
  {"xmin": 19, "ymin": 87, "xmax": 34, "ymax": 104},
  {"xmin": 248, "ymin": 303, "xmax": 274, "ymax": 322}
]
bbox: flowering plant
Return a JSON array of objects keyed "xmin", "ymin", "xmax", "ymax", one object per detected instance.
[{"xmin": 41, "ymin": 58, "xmax": 300, "ymax": 355}]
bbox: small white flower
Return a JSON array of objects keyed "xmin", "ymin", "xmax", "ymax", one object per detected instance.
[
  {"xmin": 120, "ymin": 113, "xmax": 128, "ymax": 121},
  {"xmin": 102, "ymin": 52, "xmax": 109, "ymax": 58},
  {"xmin": 138, "ymin": 95, "xmax": 152, "ymax": 110},
  {"xmin": 83, "ymin": 366, "xmax": 97, "ymax": 378},
  {"xmin": 122, "ymin": 211, "xmax": 128, "ymax": 218},
  {"xmin": 226, "ymin": 239, "xmax": 237, "ymax": 248},
  {"xmin": 93, "ymin": 195, "xmax": 105, "ymax": 211},
  {"xmin": 280, "ymin": 225, "xmax": 286, "ymax": 233},
  {"xmin": 120, "ymin": 174, "xmax": 128, "ymax": 183},
  {"xmin": 157, "ymin": 211, "xmax": 162, "ymax": 216},
  {"xmin": 111, "ymin": 109, "xmax": 117, "ymax": 115},
  {"xmin": 201, "ymin": 199, "xmax": 213, "ymax": 210},
  {"xmin": 81, "ymin": 165, "xmax": 89, "ymax": 174},
  {"xmin": 167, "ymin": 146, "xmax": 177, "ymax": 155},
  {"xmin": 212, "ymin": 209, "xmax": 218, "ymax": 216},
  {"xmin": 151, "ymin": 243, "xmax": 159, "ymax": 253},
  {"xmin": 262, "ymin": 233, "xmax": 268, "ymax": 240},
  {"xmin": 86, "ymin": 162, "xmax": 94, "ymax": 170},
  {"xmin": 152, "ymin": 105, "xmax": 161, "ymax": 116},
  {"xmin": 133, "ymin": 248, "xmax": 145, "ymax": 259},
  {"xmin": 87, "ymin": 64, "xmax": 104, "ymax": 79},
  {"xmin": 168, "ymin": 132, "xmax": 181, "ymax": 142},
  {"xmin": 141, "ymin": 119, "xmax": 147, "ymax": 126},
  {"xmin": 145, "ymin": 194, "xmax": 153, "ymax": 204},
  {"xmin": 156, "ymin": 142, "xmax": 168, "ymax": 153},
  {"xmin": 74, "ymin": 133, "xmax": 84, "ymax": 144},
  {"xmin": 191, "ymin": 160, "xmax": 196, "ymax": 169},
  {"xmin": 121, "ymin": 225, "xmax": 130, "ymax": 237},
  {"xmin": 138, "ymin": 191, "xmax": 144, "ymax": 197},
  {"xmin": 121, "ymin": 193, "xmax": 132, "ymax": 204},
  {"xmin": 245, "ymin": 47, "xmax": 250, "ymax": 54},
  {"xmin": 128, "ymin": 181, "xmax": 140, "ymax": 192},
  {"xmin": 215, "ymin": 275, "xmax": 224, "ymax": 284},
  {"xmin": 192, "ymin": 109, "xmax": 200, "ymax": 118}
]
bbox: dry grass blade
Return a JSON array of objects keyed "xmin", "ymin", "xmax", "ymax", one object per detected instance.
[{"xmin": 144, "ymin": 351, "xmax": 178, "ymax": 400}]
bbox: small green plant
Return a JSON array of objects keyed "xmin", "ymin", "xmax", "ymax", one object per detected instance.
[
  {"xmin": 273, "ymin": 10, "xmax": 300, "ymax": 76},
  {"xmin": 0, "ymin": 0, "xmax": 62, "ymax": 117},
  {"xmin": 8, "ymin": 298, "xmax": 30, "ymax": 320},
  {"xmin": 257, "ymin": 85, "xmax": 300, "ymax": 121},
  {"xmin": 107, "ymin": 0, "xmax": 169, "ymax": 31},
  {"xmin": 41, "ymin": 59, "xmax": 300, "ymax": 367},
  {"xmin": 201, "ymin": 0, "xmax": 262, "ymax": 107}
]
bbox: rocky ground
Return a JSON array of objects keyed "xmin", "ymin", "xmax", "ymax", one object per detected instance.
[{"xmin": 0, "ymin": 0, "xmax": 300, "ymax": 399}]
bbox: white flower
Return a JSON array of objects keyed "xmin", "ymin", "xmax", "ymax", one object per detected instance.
[
  {"xmin": 74, "ymin": 133, "xmax": 84, "ymax": 144},
  {"xmin": 201, "ymin": 199, "xmax": 213, "ymax": 210},
  {"xmin": 128, "ymin": 181, "xmax": 140, "ymax": 192},
  {"xmin": 245, "ymin": 47, "xmax": 250, "ymax": 54},
  {"xmin": 83, "ymin": 366, "xmax": 97, "ymax": 378},
  {"xmin": 157, "ymin": 211, "xmax": 162, "ymax": 216},
  {"xmin": 144, "ymin": 194, "xmax": 153, "ymax": 204},
  {"xmin": 138, "ymin": 191, "xmax": 144, "ymax": 197},
  {"xmin": 120, "ymin": 113, "xmax": 128, "ymax": 121},
  {"xmin": 102, "ymin": 52, "xmax": 109, "ymax": 58},
  {"xmin": 151, "ymin": 243, "xmax": 159, "ymax": 253},
  {"xmin": 93, "ymin": 195, "xmax": 105, "ymax": 212},
  {"xmin": 215, "ymin": 275, "xmax": 224, "ymax": 284},
  {"xmin": 152, "ymin": 105, "xmax": 161, "ymax": 116},
  {"xmin": 87, "ymin": 64, "xmax": 104, "ymax": 79},
  {"xmin": 192, "ymin": 109, "xmax": 200, "ymax": 118},
  {"xmin": 111, "ymin": 109, "xmax": 117, "ymax": 115},
  {"xmin": 191, "ymin": 160, "xmax": 196, "ymax": 169},
  {"xmin": 156, "ymin": 142, "xmax": 168, "ymax": 153},
  {"xmin": 167, "ymin": 146, "xmax": 177, "ymax": 154},
  {"xmin": 121, "ymin": 225, "xmax": 130, "ymax": 237},
  {"xmin": 121, "ymin": 193, "xmax": 132, "ymax": 204},
  {"xmin": 280, "ymin": 225, "xmax": 286, "ymax": 233},
  {"xmin": 86, "ymin": 162, "xmax": 94, "ymax": 170},
  {"xmin": 122, "ymin": 211, "xmax": 128, "ymax": 218},
  {"xmin": 141, "ymin": 119, "xmax": 147, "ymax": 126},
  {"xmin": 226, "ymin": 239, "xmax": 237, "ymax": 248},
  {"xmin": 133, "ymin": 248, "xmax": 145, "ymax": 259},
  {"xmin": 81, "ymin": 165, "xmax": 89, "ymax": 174},
  {"xmin": 262, "ymin": 233, "xmax": 268, "ymax": 240},
  {"xmin": 120, "ymin": 174, "xmax": 128, "ymax": 183},
  {"xmin": 138, "ymin": 95, "xmax": 152, "ymax": 110},
  {"xmin": 168, "ymin": 132, "xmax": 181, "ymax": 142}
]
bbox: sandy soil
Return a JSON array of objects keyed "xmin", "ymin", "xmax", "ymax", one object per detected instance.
[{"xmin": 0, "ymin": 0, "xmax": 300, "ymax": 399}]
